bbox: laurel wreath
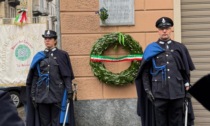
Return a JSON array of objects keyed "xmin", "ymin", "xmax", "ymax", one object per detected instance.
[{"xmin": 90, "ymin": 32, "xmax": 143, "ymax": 86}]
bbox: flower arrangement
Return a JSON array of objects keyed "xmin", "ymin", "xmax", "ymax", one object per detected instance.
[{"xmin": 96, "ymin": 7, "xmax": 109, "ymax": 22}]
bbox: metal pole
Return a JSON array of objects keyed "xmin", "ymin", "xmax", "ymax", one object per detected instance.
[
  {"xmin": 184, "ymin": 100, "xmax": 188, "ymax": 126},
  {"xmin": 62, "ymin": 102, "xmax": 70, "ymax": 126},
  {"xmin": 55, "ymin": 0, "xmax": 61, "ymax": 49}
]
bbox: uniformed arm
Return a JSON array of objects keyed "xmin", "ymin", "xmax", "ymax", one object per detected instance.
[
  {"xmin": 181, "ymin": 70, "xmax": 191, "ymax": 90},
  {"xmin": 63, "ymin": 52, "xmax": 74, "ymax": 92},
  {"xmin": 142, "ymin": 61, "xmax": 152, "ymax": 91},
  {"xmin": 142, "ymin": 61, "xmax": 155, "ymax": 102},
  {"xmin": 63, "ymin": 77, "xmax": 73, "ymax": 92},
  {"xmin": 63, "ymin": 77, "xmax": 74, "ymax": 100},
  {"xmin": 182, "ymin": 44, "xmax": 195, "ymax": 91},
  {"xmin": 64, "ymin": 53, "xmax": 74, "ymax": 100},
  {"xmin": 181, "ymin": 70, "xmax": 189, "ymax": 83}
]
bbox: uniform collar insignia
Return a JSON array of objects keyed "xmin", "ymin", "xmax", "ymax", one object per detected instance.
[
  {"xmin": 159, "ymin": 41, "xmax": 164, "ymax": 44},
  {"xmin": 44, "ymin": 47, "xmax": 56, "ymax": 52},
  {"xmin": 51, "ymin": 48, "xmax": 56, "ymax": 51},
  {"xmin": 159, "ymin": 40, "xmax": 172, "ymax": 45},
  {"xmin": 44, "ymin": 49, "xmax": 49, "ymax": 52},
  {"xmin": 167, "ymin": 40, "xmax": 172, "ymax": 44}
]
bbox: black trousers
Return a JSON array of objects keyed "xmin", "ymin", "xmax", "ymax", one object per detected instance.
[
  {"xmin": 154, "ymin": 98, "xmax": 184, "ymax": 126},
  {"xmin": 38, "ymin": 103, "xmax": 60, "ymax": 126}
]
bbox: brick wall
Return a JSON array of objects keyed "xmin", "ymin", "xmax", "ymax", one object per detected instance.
[{"xmin": 60, "ymin": 0, "xmax": 174, "ymax": 100}]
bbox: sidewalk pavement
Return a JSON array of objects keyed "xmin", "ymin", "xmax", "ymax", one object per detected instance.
[{"xmin": 17, "ymin": 106, "xmax": 26, "ymax": 122}]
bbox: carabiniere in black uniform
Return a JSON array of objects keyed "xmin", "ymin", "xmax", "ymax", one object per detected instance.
[
  {"xmin": 148, "ymin": 40, "xmax": 185, "ymax": 99},
  {"xmin": 142, "ymin": 39, "xmax": 195, "ymax": 126},
  {"xmin": 31, "ymin": 48, "xmax": 70, "ymax": 103},
  {"xmin": 30, "ymin": 47, "xmax": 74, "ymax": 126},
  {"xmin": 26, "ymin": 30, "xmax": 75, "ymax": 126},
  {"xmin": 135, "ymin": 17, "xmax": 195, "ymax": 126}
]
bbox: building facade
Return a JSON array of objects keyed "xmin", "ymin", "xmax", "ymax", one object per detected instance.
[
  {"xmin": 0, "ymin": 0, "xmax": 55, "ymax": 30},
  {"xmin": 32, "ymin": 0, "xmax": 57, "ymax": 30},
  {"xmin": 0, "ymin": 0, "xmax": 20, "ymax": 24}
]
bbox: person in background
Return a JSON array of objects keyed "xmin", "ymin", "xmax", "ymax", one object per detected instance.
[
  {"xmin": 26, "ymin": 30, "xmax": 75, "ymax": 126},
  {"xmin": 0, "ymin": 90, "xmax": 25, "ymax": 126},
  {"xmin": 135, "ymin": 17, "xmax": 195, "ymax": 126}
]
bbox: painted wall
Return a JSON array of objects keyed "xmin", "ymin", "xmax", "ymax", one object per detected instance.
[
  {"xmin": 60, "ymin": 0, "xmax": 174, "ymax": 125},
  {"xmin": 60, "ymin": 0, "xmax": 174, "ymax": 100}
]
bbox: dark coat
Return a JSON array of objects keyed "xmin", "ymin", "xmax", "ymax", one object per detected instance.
[
  {"xmin": 146, "ymin": 41, "xmax": 189, "ymax": 99},
  {"xmin": 26, "ymin": 48, "xmax": 75, "ymax": 126},
  {"xmin": 0, "ymin": 90, "xmax": 25, "ymax": 126},
  {"xmin": 135, "ymin": 41, "xmax": 195, "ymax": 126},
  {"xmin": 31, "ymin": 52, "xmax": 69, "ymax": 103},
  {"xmin": 189, "ymin": 74, "xmax": 210, "ymax": 111}
]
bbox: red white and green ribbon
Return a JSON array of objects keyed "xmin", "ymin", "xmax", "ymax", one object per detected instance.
[
  {"xmin": 14, "ymin": 9, "xmax": 27, "ymax": 25},
  {"xmin": 90, "ymin": 54, "xmax": 143, "ymax": 62}
]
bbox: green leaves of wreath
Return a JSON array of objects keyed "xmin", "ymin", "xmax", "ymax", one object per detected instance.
[{"xmin": 90, "ymin": 32, "xmax": 143, "ymax": 86}]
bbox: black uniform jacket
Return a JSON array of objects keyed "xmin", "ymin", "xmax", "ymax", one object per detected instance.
[
  {"xmin": 0, "ymin": 90, "xmax": 25, "ymax": 126},
  {"xmin": 135, "ymin": 41, "xmax": 195, "ymax": 126},
  {"xmin": 26, "ymin": 49, "xmax": 75, "ymax": 126}
]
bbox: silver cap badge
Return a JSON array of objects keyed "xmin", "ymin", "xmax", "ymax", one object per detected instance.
[
  {"xmin": 162, "ymin": 18, "xmax": 166, "ymax": 23},
  {"xmin": 47, "ymin": 30, "xmax": 50, "ymax": 35}
]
